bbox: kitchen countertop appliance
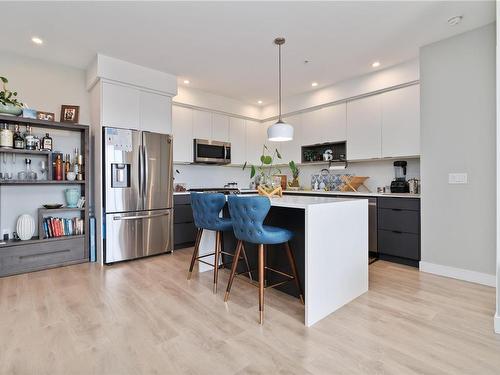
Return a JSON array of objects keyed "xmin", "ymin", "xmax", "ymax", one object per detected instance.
[
  {"xmin": 103, "ymin": 127, "xmax": 173, "ymax": 263},
  {"xmin": 390, "ymin": 160, "xmax": 409, "ymax": 193}
]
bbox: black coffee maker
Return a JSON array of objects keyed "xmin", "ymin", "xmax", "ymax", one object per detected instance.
[{"xmin": 390, "ymin": 161, "xmax": 409, "ymax": 193}]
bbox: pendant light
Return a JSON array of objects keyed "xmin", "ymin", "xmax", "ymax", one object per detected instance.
[{"xmin": 267, "ymin": 37, "xmax": 293, "ymax": 142}]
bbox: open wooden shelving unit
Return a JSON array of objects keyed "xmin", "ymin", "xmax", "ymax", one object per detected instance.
[{"xmin": 0, "ymin": 114, "xmax": 90, "ymax": 277}]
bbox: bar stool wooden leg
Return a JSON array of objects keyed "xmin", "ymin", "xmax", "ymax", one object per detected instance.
[
  {"xmin": 284, "ymin": 241, "xmax": 304, "ymax": 304},
  {"xmin": 213, "ymin": 231, "xmax": 221, "ymax": 293},
  {"xmin": 224, "ymin": 240, "xmax": 243, "ymax": 302},
  {"xmin": 187, "ymin": 228, "xmax": 203, "ymax": 280},
  {"xmin": 258, "ymin": 244, "xmax": 265, "ymax": 324},
  {"xmin": 240, "ymin": 243, "xmax": 253, "ymax": 281}
]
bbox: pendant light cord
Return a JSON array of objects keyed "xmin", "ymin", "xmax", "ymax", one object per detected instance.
[{"xmin": 278, "ymin": 43, "xmax": 282, "ymax": 122}]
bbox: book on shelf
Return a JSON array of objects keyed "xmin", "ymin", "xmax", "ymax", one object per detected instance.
[{"xmin": 42, "ymin": 217, "xmax": 84, "ymax": 238}]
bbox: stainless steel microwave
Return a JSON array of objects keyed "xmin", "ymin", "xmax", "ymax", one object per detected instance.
[{"xmin": 193, "ymin": 139, "xmax": 231, "ymax": 164}]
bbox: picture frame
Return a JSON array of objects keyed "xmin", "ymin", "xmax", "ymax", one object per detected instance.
[
  {"xmin": 60, "ymin": 105, "xmax": 80, "ymax": 123},
  {"xmin": 36, "ymin": 111, "xmax": 55, "ymax": 122}
]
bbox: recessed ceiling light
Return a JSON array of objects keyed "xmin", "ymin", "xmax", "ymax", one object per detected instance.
[
  {"xmin": 447, "ymin": 15, "xmax": 463, "ymax": 26},
  {"xmin": 257, "ymin": 100, "xmax": 263, "ymax": 104},
  {"xmin": 372, "ymin": 61, "xmax": 380, "ymax": 68},
  {"xmin": 311, "ymin": 82, "xmax": 318, "ymax": 87},
  {"xmin": 31, "ymin": 37, "xmax": 43, "ymax": 45},
  {"xmin": 183, "ymin": 80, "xmax": 190, "ymax": 84}
]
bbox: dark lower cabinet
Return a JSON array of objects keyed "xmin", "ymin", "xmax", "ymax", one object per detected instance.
[
  {"xmin": 377, "ymin": 197, "xmax": 420, "ymax": 267},
  {"xmin": 173, "ymin": 194, "xmax": 197, "ymax": 250}
]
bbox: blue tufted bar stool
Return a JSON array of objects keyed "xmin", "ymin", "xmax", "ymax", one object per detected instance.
[
  {"xmin": 188, "ymin": 192, "xmax": 252, "ymax": 293},
  {"xmin": 225, "ymin": 195, "xmax": 304, "ymax": 324}
]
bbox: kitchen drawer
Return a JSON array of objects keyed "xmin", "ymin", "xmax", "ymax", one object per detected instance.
[
  {"xmin": 174, "ymin": 205, "xmax": 194, "ymax": 224},
  {"xmin": 174, "ymin": 222, "xmax": 197, "ymax": 246},
  {"xmin": 378, "ymin": 230, "xmax": 419, "ymax": 260},
  {"xmin": 378, "ymin": 197, "xmax": 420, "ymax": 211},
  {"xmin": 378, "ymin": 208, "xmax": 419, "ymax": 234},
  {"xmin": 174, "ymin": 194, "xmax": 191, "ymax": 205},
  {"xmin": 0, "ymin": 237, "xmax": 86, "ymax": 277}
]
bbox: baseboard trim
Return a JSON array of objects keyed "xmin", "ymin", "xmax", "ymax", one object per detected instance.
[
  {"xmin": 419, "ymin": 261, "xmax": 496, "ymax": 287},
  {"xmin": 495, "ymin": 314, "xmax": 500, "ymax": 334}
]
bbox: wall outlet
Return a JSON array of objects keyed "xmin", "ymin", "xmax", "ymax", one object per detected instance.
[{"xmin": 448, "ymin": 173, "xmax": 468, "ymax": 184}]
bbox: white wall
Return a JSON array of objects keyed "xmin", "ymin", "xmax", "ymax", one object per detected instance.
[
  {"xmin": 260, "ymin": 59, "xmax": 419, "ymax": 119},
  {"xmin": 0, "ymin": 50, "xmax": 89, "ymax": 124},
  {"xmin": 420, "ymin": 24, "xmax": 496, "ymax": 282},
  {"xmin": 0, "ymin": 51, "xmax": 89, "ymax": 238}
]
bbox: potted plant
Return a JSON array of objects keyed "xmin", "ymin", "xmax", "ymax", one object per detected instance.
[
  {"xmin": 0, "ymin": 76, "xmax": 23, "ymax": 116},
  {"xmin": 243, "ymin": 145, "xmax": 283, "ymax": 197},
  {"xmin": 288, "ymin": 160, "xmax": 300, "ymax": 189}
]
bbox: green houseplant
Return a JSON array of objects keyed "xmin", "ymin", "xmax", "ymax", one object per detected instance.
[
  {"xmin": 0, "ymin": 76, "xmax": 23, "ymax": 116},
  {"xmin": 243, "ymin": 145, "xmax": 283, "ymax": 192},
  {"xmin": 288, "ymin": 160, "xmax": 300, "ymax": 188}
]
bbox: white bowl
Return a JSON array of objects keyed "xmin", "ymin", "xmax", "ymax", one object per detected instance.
[{"xmin": 66, "ymin": 172, "xmax": 76, "ymax": 181}]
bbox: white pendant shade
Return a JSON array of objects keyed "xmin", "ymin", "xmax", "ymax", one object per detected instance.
[
  {"xmin": 268, "ymin": 36, "xmax": 293, "ymax": 142},
  {"xmin": 267, "ymin": 120, "xmax": 294, "ymax": 142}
]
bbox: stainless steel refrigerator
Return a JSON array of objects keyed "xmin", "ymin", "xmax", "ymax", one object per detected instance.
[{"xmin": 103, "ymin": 127, "xmax": 173, "ymax": 263}]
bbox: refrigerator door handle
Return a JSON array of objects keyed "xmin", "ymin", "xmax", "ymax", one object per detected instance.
[
  {"xmin": 138, "ymin": 144, "xmax": 143, "ymax": 199},
  {"xmin": 143, "ymin": 143, "xmax": 148, "ymax": 204},
  {"xmin": 112, "ymin": 212, "xmax": 170, "ymax": 221}
]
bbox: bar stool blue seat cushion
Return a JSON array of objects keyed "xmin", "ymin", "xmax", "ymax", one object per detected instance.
[
  {"xmin": 190, "ymin": 192, "xmax": 233, "ymax": 232},
  {"xmin": 227, "ymin": 195, "xmax": 293, "ymax": 245}
]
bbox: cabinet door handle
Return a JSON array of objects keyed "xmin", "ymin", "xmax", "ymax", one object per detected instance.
[
  {"xmin": 391, "ymin": 208, "xmax": 403, "ymax": 212},
  {"xmin": 392, "ymin": 230, "xmax": 403, "ymax": 234}
]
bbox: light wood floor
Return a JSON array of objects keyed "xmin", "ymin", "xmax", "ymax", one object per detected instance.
[{"xmin": 0, "ymin": 248, "xmax": 499, "ymax": 375}]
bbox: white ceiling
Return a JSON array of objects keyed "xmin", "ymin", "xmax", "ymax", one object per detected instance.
[{"xmin": 0, "ymin": 1, "xmax": 495, "ymax": 105}]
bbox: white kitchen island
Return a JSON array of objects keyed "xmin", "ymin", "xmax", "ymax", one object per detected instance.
[{"xmin": 197, "ymin": 195, "xmax": 369, "ymax": 327}]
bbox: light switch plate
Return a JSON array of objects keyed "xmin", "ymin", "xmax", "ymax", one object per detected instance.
[{"xmin": 448, "ymin": 173, "xmax": 468, "ymax": 184}]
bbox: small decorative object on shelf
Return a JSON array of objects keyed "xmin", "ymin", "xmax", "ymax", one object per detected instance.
[
  {"xmin": 41, "ymin": 133, "xmax": 53, "ymax": 151},
  {"xmin": 0, "ymin": 123, "xmax": 13, "ymax": 148},
  {"xmin": 65, "ymin": 188, "xmax": 81, "ymax": 208},
  {"xmin": 54, "ymin": 153, "xmax": 63, "ymax": 180},
  {"xmin": 22, "ymin": 109, "xmax": 37, "ymax": 119},
  {"xmin": 36, "ymin": 111, "xmax": 55, "ymax": 121},
  {"xmin": 13, "ymin": 124, "xmax": 25, "ymax": 149},
  {"xmin": 24, "ymin": 125, "xmax": 36, "ymax": 150},
  {"xmin": 43, "ymin": 204, "xmax": 63, "ymax": 209},
  {"xmin": 16, "ymin": 214, "xmax": 35, "ymax": 241},
  {"xmin": 60, "ymin": 105, "xmax": 80, "ymax": 123},
  {"xmin": 0, "ymin": 76, "xmax": 23, "ymax": 116}
]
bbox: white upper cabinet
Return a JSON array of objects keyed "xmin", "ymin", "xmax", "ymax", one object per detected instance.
[
  {"xmin": 228, "ymin": 117, "xmax": 246, "ymax": 165},
  {"xmin": 172, "ymin": 106, "xmax": 193, "ymax": 163},
  {"xmin": 139, "ymin": 91, "xmax": 172, "ymax": 134},
  {"xmin": 192, "ymin": 110, "xmax": 212, "ymax": 140},
  {"xmin": 346, "ymin": 95, "xmax": 382, "ymax": 160},
  {"xmin": 279, "ymin": 114, "xmax": 302, "ymax": 164},
  {"xmin": 301, "ymin": 104, "xmax": 346, "ymax": 146},
  {"xmin": 245, "ymin": 120, "xmax": 266, "ymax": 165},
  {"xmin": 212, "ymin": 113, "xmax": 230, "ymax": 142},
  {"xmin": 381, "ymin": 85, "xmax": 420, "ymax": 157},
  {"xmin": 101, "ymin": 82, "xmax": 140, "ymax": 129}
]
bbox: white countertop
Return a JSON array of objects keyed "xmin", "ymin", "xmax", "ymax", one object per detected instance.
[
  {"xmin": 283, "ymin": 190, "xmax": 420, "ymax": 199},
  {"xmin": 264, "ymin": 195, "xmax": 358, "ymax": 209},
  {"xmin": 175, "ymin": 190, "xmax": 420, "ymax": 199}
]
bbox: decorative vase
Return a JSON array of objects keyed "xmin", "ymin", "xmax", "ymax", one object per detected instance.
[
  {"xmin": 65, "ymin": 188, "xmax": 81, "ymax": 208},
  {"xmin": 16, "ymin": 214, "xmax": 35, "ymax": 241},
  {"xmin": 0, "ymin": 103, "xmax": 22, "ymax": 116}
]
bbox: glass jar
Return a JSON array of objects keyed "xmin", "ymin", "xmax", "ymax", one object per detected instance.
[{"xmin": 0, "ymin": 123, "xmax": 13, "ymax": 148}]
